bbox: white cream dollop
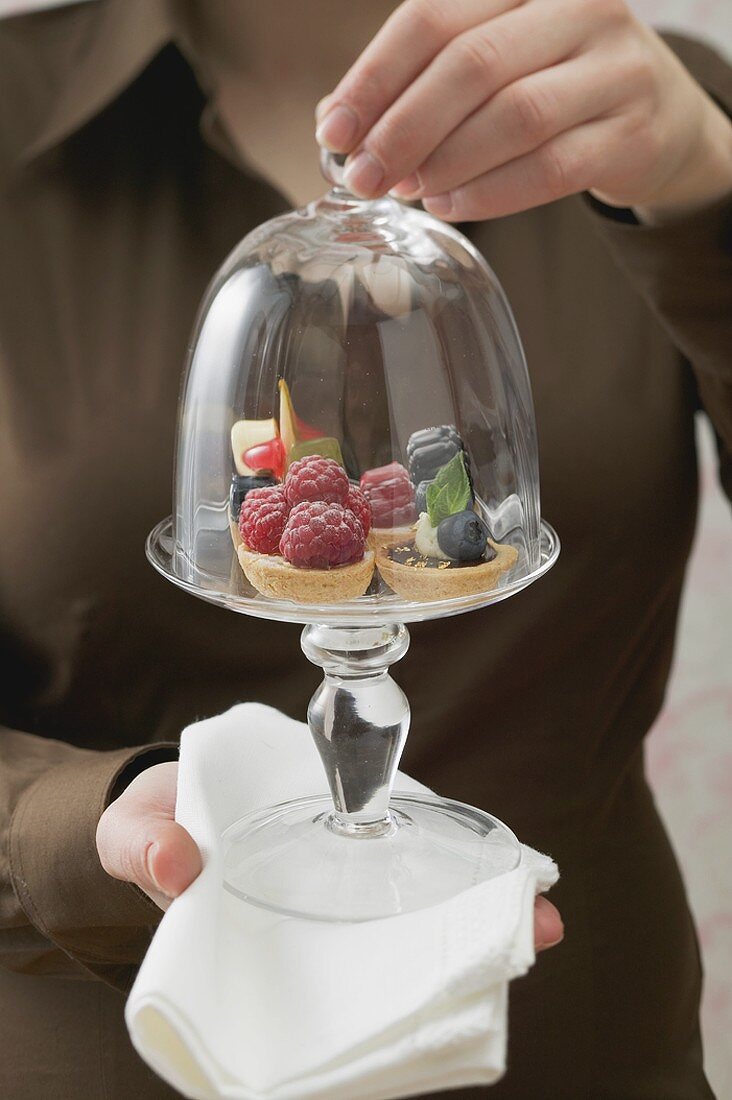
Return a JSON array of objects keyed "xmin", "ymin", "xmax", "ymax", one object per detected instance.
[{"xmin": 414, "ymin": 512, "xmax": 449, "ymax": 560}]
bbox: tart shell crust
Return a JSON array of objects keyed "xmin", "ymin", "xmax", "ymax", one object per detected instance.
[
  {"xmin": 376, "ymin": 540, "xmax": 518, "ymax": 602},
  {"xmin": 237, "ymin": 546, "xmax": 375, "ymax": 604}
]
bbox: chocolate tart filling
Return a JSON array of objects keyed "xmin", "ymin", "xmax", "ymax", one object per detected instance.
[{"xmin": 388, "ymin": 541, "xmax": 497, "ymax": 570}]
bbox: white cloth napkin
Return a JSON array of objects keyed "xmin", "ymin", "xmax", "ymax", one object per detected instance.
[{"xmin": 126, "ymin": 703, "xmax": 558, "ymax": 1100}]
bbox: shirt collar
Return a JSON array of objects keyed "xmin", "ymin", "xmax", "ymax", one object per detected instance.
[
  {"xmin": 15, "ymin": 0, "xmax": 178, "ymax": 166},
  {"xmin": 6, "ymin": 0, "xmax": 360, "ymax": 202}
]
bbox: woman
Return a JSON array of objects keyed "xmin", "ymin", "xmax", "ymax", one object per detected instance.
[{"xmin": 1, "ymin": 1, "xmax": 730, "ymax": 1096}]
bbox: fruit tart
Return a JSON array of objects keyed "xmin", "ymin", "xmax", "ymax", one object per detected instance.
[
  {"xmin": 235, "ymin": 456, "xmax": 374, "ymax": 604},
  {"xmin": 376, "ymin": 438, "xmax": 517, "ymax": 602},
  {"xmin": 228, "ymin": 383, "xmax": 347, "ymax": 551}
]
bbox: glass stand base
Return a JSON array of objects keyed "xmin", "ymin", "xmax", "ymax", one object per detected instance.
[{"xmin": 221, "ymin": 793, "xmax": 521, "ymax": 922}]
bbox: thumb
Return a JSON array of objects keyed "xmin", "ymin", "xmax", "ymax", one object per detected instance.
[
  {"xmin": 534, "ymin": 895, "xmax": 564, "ymax": 952},
  {"xmin": 96, "ymin": 763, "xmax": 202, "ymax": 908},
  {"xmin": 97, "ymin": 812, "xmax": 202, "ymax": 909},
  {"xmin": 145, "ymin": 818, "xmax": 202, "ymax": 900}
]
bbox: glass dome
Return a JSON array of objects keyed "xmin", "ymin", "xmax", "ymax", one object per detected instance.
[
  {"xmin": 149, "ymin": 153, "xmax": 557, "ymax": 625},
  {"xmin": 147, "ymin": 151, "xmax": 559, "ymax": 923}
]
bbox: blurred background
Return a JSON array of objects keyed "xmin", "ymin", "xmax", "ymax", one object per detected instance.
[{"xmin": 1, "ymin": 0, "xmax": 730, "ymax": 1093}]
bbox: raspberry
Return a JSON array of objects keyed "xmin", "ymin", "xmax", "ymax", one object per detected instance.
[
  {"xmin": 346, "ymin": 484, "xmax": 372, "ymax": 537},
  {"xmin": 280, "ymin": 502, "xmax": 365, "ymax": 569},
  {"xmin": 238, "ymin": 485, "xmax": 290, "ymax": 554},
  {"xmin": 360, "ymin": 462, "xmax": 416, "ymax": 528},
  {"xmin": 284, "ymin": 456, "xmax": 349, "ymax": 507}
]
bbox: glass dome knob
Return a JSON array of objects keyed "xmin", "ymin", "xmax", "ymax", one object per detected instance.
[{"xmin": 319, "ymin": 148, "xmax": 349, "ymax": 190}]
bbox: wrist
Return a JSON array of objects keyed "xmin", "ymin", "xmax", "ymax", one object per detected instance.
[
  {"xmin": 634, "ymin": 100, "xmax": 732, "ymax": 225},
  {"xmin": 107, "ymin": 745, "xmax": 179, "ymax": 804}
]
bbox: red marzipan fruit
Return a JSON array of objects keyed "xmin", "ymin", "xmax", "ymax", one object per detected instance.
[
  {"xmin": 360, "ymin": 462, "xmax": 415, "ymax": 527},
  {"xmin": 242, "ymin": 437, "xmax": 287, "ymax": 480}
]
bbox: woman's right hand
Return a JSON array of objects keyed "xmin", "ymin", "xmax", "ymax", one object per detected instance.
[
  {"xmin": 96, "ymin": 761, "xmax": 201, "ymax": 911},
  {"xmin": 316, "ymin": 0, "xmax": 732, "ymax": 223}
]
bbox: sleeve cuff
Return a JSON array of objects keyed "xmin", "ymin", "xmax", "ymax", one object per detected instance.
[
  {"xmin": 9, "ymin": 742, "xmax": 178, "ymax": 983},
  {"xmin": 585, "ymin": 188, "xmax": 732, "ymax": 253},
  {"xmin": 584, "ymin": 187, "xmax": 732, "ymax": 286},
  {"xmin": 581, "ymin": 191, "xmax": 732, "ymax": 373}
]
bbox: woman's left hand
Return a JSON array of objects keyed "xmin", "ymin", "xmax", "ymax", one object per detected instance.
[
  {"xmin": 97, "ymin": 762, "xmax": 565, "ymax": 954},
  {"xmin": 316, "ymin": 0, "xmax": 732, "ymax": 223}
]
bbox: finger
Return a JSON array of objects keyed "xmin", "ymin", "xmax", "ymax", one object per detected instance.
[
  {"xmin": 393, "ymin": 50, "xmax": 630, "ymax": 199},
  {"xmin": 316, "ymin": 0, "xmax": 517, "ymax": 153},
  {"xmin": 122, "ymin": 760, "xmax": 180, "ymax": 812},
  {"xmin": 96, "ymin": 765, "xmax": 202, "ymax": 906},
  {"xmin": 534, "ymin": 896, "xmax": 564, "ymax": 951},
  {"xmin": 423, "ymin": 116, "xmax": 617, "ymax": 220},
  {"xmin": 347, "ymin": 0, "xmax": 602, "ymax": 197},
  {"xmin": 147, "ymin": 819, "xmax": 202, "ymax": 900},
  {"xmin": 97, "ymin": 807, "xmax": 201, "ymax": 904},
  {"xmin": 130, "ymin": 819, "xmax": 202, "ymax": 912}
]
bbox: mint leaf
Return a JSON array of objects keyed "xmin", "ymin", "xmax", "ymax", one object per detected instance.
[
  {"xmin": 426, "ymin": 452, "xmax": 471, "ymax": 526},
  {"xmin": 425, "ymin": 483, "xmax": 450, "ymax": 526}
]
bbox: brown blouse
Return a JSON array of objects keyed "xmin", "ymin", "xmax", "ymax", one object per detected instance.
[{"xmin": 0, "ymin": 2, "xmax": 730, "ymax": 1098}]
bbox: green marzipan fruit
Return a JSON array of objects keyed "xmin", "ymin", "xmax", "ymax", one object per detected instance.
[{"xmin": 288, "ymin": 437, "xmax": 344, "ymax": 467}]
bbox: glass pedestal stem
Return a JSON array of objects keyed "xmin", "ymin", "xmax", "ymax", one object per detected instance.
[
  {"xmin": 223, "ymin": 620, "xmax": 520, "ymax": 919},
  {"xmin": 301, "ymin": 623, "xmax": 410, "ymax": 837}
]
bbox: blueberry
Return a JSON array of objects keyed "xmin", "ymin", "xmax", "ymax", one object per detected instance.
[
  {"xmin": 436, "ymin": 510, "xmax": 492, "ymax": 562},
  {"xmin": 414, "ymin": 479, "xmax": 435, "ymax": 516},
  {"xmin": 230, "ymin": 474, "xmax": 276, "ymax": 519}
]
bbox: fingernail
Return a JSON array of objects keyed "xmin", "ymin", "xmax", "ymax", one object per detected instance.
[
  {"xmin": 315, "ymin": 104, "xmax": 358, "ymax": 151},
  {"xmin": 314, "ymin": 96, "xmax": 331, "ymax": 124},
  {"xmin": 146, "ymin": 841, "xmax": 163, "ymax": 892},
  {"xmin": 344, "ymin": 151, "xmax": 385, "ymax": 197},
  {"xmin": 391, "ymin": 172, "xmax": 421, "ymax": 198},
  {"xmin": 423, "ymin": 192, "xmax": 453, "ymax": 217},
  {"xmin": 538, "ymin": 931, "xmax": 564, "ymax": 952}
]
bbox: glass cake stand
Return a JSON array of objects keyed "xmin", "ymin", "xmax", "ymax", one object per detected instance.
[{"xmin": 147, "ymin": 149, "xmax": 560, "ymax": 922}]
